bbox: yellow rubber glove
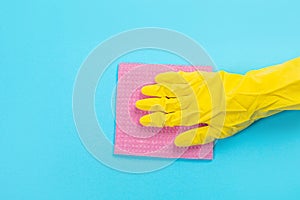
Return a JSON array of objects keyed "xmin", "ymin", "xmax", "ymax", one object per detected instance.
[{"xmin": 136, "ymin": 57, "xmax": 300, "ymax": 147}]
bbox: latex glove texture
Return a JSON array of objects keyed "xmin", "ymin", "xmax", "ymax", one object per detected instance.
[{"xmin": 135, "ymin": 57, "xmax": 300, "ymax": 147}]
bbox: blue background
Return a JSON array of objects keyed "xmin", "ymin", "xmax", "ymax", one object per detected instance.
[{"xmin": 1, "ymin": 0, "xmax": 300, "ymax": 199}]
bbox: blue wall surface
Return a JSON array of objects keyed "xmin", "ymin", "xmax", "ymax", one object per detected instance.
[{"xmin": 1, "ymin": 0, "xmax": 300, "ymax": 199}]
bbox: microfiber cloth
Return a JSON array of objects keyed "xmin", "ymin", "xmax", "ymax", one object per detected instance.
[{"xmin": 114, "ymin": 63, "xmax": 214, "ymax": 160}]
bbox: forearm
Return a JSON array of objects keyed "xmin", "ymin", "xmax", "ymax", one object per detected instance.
[{"xmin": 231, "ymin": 57, "xmax": 300, "ymax": 112}]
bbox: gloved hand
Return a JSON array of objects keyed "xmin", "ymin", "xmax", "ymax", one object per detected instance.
[{"xmin": 135, "ymin": 57, "xmax": 300, "ymax": 147}]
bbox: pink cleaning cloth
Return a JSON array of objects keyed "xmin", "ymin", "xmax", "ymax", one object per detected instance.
[{"xmin": 114, "ymin": 63, "xmax": 214, "ymax": 160}]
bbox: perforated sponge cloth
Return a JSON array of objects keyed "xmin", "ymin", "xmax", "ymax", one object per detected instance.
[{"xmin": 114, "ymin": 63, "xmax": 214, "ymax": 160}]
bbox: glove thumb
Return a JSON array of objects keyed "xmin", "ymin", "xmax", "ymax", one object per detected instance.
[{"xmin": 174, "ymin": 126, "xmax": 219, "ymax": 147}]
